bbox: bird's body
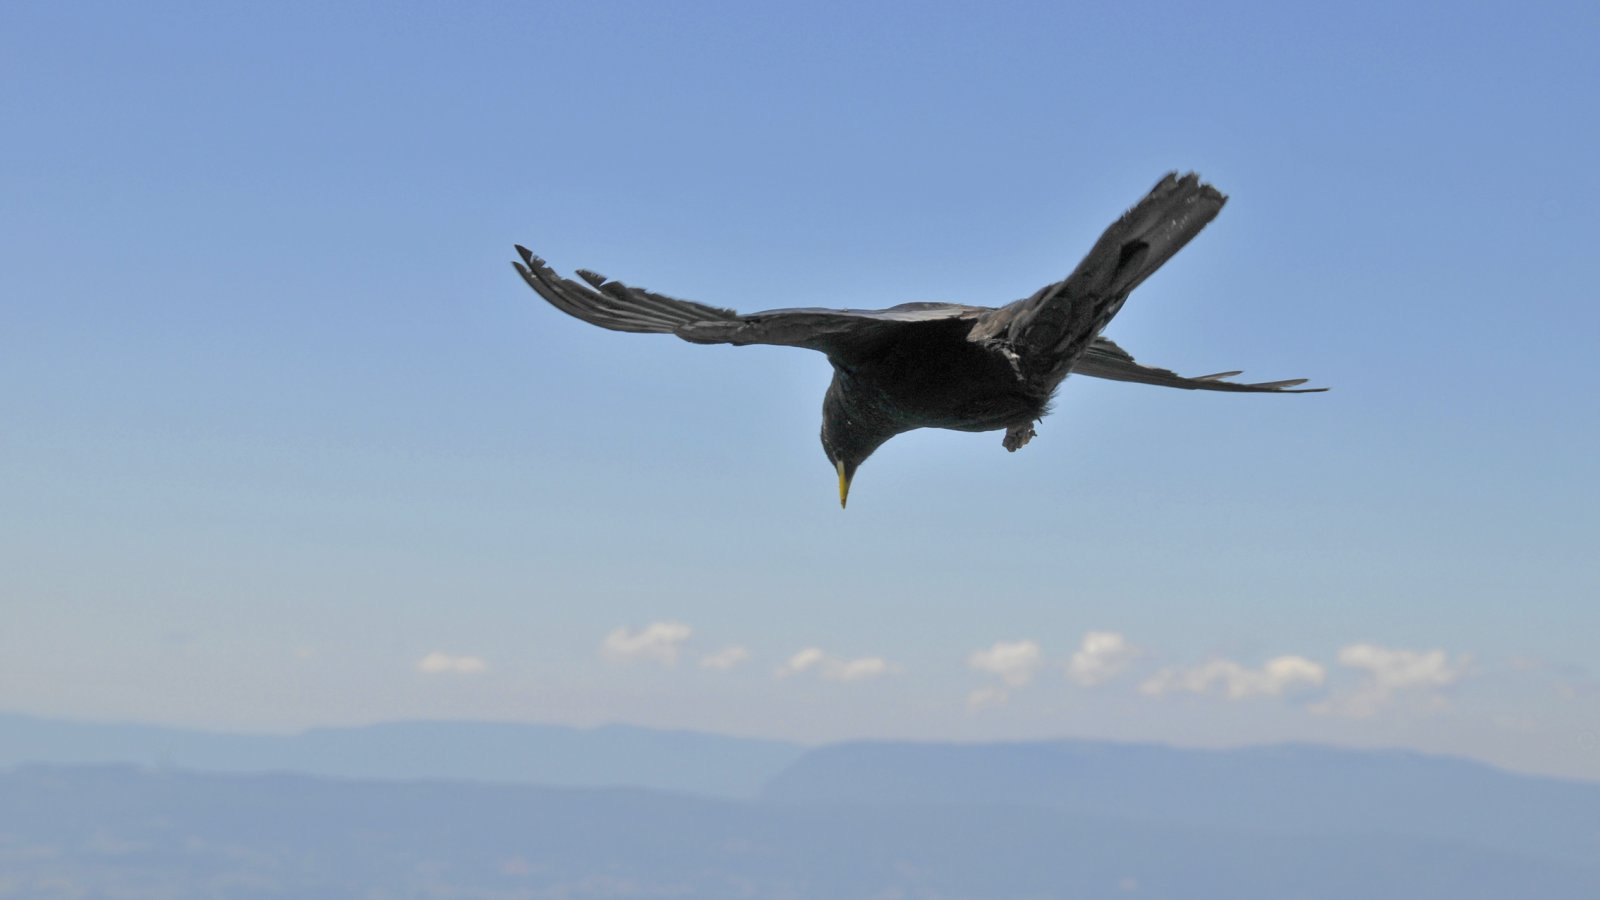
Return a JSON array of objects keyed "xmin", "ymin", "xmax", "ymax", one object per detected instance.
[
  {"xmin": 513, "ymin": 173, "xmax": 1323, "ymax": 506},
  {"xmin": 826, "ymin": 307, "xmax": 1047, "ymax": 431}
]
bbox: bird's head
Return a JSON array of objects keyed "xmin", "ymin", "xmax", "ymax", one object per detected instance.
[{"xmin": 820, "ymin": 389, "xmax": 894, "ymax": 509}]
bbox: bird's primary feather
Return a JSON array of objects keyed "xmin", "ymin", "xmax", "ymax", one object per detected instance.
[{"xmin": 1072, "ymin": 338, "xmax": 1325, "ymax": 393}]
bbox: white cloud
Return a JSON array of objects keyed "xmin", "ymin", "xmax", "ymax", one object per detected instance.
[
  {"xmin": 829, "ymin": 657, "xmax": 890, "ymax": 681},
  {"xmin": 778, "ymin": 647, "xmax": 826, "ymax": 676},
  {"xmin": 1338, "ymin": 643, "xmax": 1465, "ymax": 688},
  {"xmin": 417, "ymin": 652, "xmax": 488, "ymax": 675},
  {"xmin": 699, "ymin": 645, "xmax": 751, "ymax": 670},
  {"xmin": 1311, "ymin": 643, "xmax": 1469, "ymax": 717},
  {"xmin": 776, "ymin": 646, "xmax": 893, "ymax": 682},
  {"xmin": 1141, "ymin": 655, "xmax": 1325, "ymax": 699},
  {"xmin": 968, "ymin": 639, "xmax": 1043, "ymax": 688},
  {"xmin": 967, "ymin": 686, "xmax": 1010, "ymax": 710},
  {"xmin": 601, "ymin": 621, "xmax": 693, "ymax": 666},
  {"xmin": 1067, "ymin": 631, "xmax": 1140, "ymax": 685}
]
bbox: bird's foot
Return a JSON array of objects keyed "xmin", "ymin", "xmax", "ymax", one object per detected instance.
[{"xmin": 1003, "ymin": 423, "xmax": 1036, "ymax": 452}]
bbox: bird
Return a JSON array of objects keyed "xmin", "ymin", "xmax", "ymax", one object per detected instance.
[{"xmin": 513, "ymin": 172, "xmax": 1323, "ymax": 508}]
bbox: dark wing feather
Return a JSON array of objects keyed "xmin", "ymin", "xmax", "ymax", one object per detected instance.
[
  {"xmin": 514, "ymin": 245, "xmax": 983, "ymax": 353},
  {"xmin": 680, "ymin": 302, "xmax": 988, "ymax": 351},
  {"xmin": 514, "ymin": 246, "xmax": 740, "ymax": 334},
  {"xmin": 1075, "ymin": 337, "xmax": 1327, "ymax": 393},
  {"xmin": 969, "ymin": 173, "xmax": 1227, "ymax": 390}
]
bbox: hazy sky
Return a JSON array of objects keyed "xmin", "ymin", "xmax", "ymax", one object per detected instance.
[{"xmin": 4, "ymin": 1, "xmax": 1597, "ymax": 780}]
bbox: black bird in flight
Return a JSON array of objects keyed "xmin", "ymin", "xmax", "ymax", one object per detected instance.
[{"xmin": 514, "ymin": 173, "xmax": 1323, "ymax": 508}]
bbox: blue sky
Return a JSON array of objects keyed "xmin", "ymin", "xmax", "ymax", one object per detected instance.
[{"xmin": 3, "ymin": 0, "xmax": 1597, "ymax": 779}]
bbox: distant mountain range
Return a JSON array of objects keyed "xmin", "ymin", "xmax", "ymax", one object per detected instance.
[
  {"xmin": 3, "ymin": 712, "xmax": 1599, "ymax": 899},
  {"xmin": 0, "ymin": 712, "xmax": 806, "ymax": 798}
]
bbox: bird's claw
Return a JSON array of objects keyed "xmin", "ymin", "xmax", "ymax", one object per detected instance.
[{"xmin": 1003, "ymin": 423, "xmax": 1036, "ymax": 452}]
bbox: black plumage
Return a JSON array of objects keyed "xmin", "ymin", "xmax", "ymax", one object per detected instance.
[{"xmin": 513, "ymin": 173, "xmax": 1323, "ymax": 507}]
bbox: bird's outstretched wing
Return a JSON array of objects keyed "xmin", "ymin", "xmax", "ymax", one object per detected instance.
[
  {"xmin": 969, "ymin": 173, "xmax": 1227, "ymax": 391},
  {"xmin": 513, "ymin": 245, "xmax": 983, "ymax": 353},
  {"xmin": 1075, "ymin": 338, "xmax": 1326, "ymax": 393}
]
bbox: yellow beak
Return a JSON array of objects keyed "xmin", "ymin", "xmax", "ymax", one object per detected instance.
[{"xmin": 836, "ymin": 459, "xmax": 851, "ymax": 509}]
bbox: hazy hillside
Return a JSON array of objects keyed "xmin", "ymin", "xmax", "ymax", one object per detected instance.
[
  {"xmin": 763, "ymin": 739, "xmax": 1600, "ymax": 868},
  {"xmin": 6, "ymin": 714, "xmax": 1599, "ymax": 898},
  {"xmin": 4, "ymin": 765, "xmax": 1598, "ymax": 900},
  {"xmin": 0, "ymin": 713, "xmax": 805, "ymax": 799}
]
